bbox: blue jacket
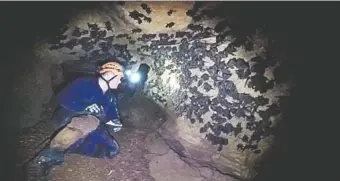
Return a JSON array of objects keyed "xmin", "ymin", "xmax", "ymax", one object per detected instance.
[
  {"xmin": 56, "ymin": 77, "xmax": 120, "ymax": 123},
  {"xmin": 52, "ymin": 77, "xmax": 121, "ymax": 159}
]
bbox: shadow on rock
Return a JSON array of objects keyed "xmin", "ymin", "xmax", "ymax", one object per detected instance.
[{"xmin": 118, "ymin": 95, "xmax": 167, "ymax": 131}]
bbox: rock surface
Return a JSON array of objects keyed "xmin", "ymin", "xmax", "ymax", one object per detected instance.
[
  {"xmin": 118, "ymin": 95, "xmax": 167, "ymax": 131},
  {"xmin": 49, "ymin": 128, "xmax": 154, "ymax": 181},
  {"xmin": 13, "ymin": 60, "xmax": 54, "ymax": 128},
  {"xmin": 145, "ymin": 132, "xmax": 239, "ymax": 181}
]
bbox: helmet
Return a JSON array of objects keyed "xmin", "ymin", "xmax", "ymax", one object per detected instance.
[{"xmin": 98, "ymin": 61, "xmax": 125, "ymax": 79}]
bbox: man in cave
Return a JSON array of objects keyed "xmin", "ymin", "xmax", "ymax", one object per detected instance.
[{"xmin": 25, "ymin": 60, "xmax": 149, "ymax": 181}]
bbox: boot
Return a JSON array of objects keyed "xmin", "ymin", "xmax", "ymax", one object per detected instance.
[{"xmin": 25, "ymin": 148, "xmax": 64, "ymax": 181}]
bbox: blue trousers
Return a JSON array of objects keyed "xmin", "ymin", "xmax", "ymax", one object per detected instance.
[{"xmin": 50, "ymin": 106, "xmax": 120, "ymax": 159}]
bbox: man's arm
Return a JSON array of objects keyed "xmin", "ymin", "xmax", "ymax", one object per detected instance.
[
  {"xmin": 105, "ymin": 95, "xmax": 123, "ymax": 132},
  {"xmin": 56, "ymin": 78, "xmax": 93, "ymax": 112},
  {"xmin": 106, "ymin": 95, "xmax": 120, "ymax": 122}
]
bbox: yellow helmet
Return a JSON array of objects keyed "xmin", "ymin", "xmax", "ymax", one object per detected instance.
[{"xmin": 98, "ymin": 61, "xmax": 124, "ymax": 78}]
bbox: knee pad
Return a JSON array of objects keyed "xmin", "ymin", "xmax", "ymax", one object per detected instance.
[
  {"xmin": 50, "ymin": 115, "xmax": 100, "ymax": 149},
  {"xmin": 67, "ymin": 115, "xmax": 100, "ymax": 134}
]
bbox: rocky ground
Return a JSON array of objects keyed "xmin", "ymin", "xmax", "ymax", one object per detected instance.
[
  {"xmin": 15, "ymin": 95, "xmax": 155, "ymax": 181},
  {"xmin": 16, "ymin": 95, "xmax": 238, "ymax": 181},
  {"xmin": 17, "ymin": 121, "xmax": 155, "ymax": 181},
  {"xmin": 49, "ymin": 128, "xmax": 154, "ymax": 181}
]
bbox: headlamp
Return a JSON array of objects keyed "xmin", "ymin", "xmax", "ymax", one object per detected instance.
[{"xmin": 124, "ymin": 69, "xmax": 141, "ymax": 84}]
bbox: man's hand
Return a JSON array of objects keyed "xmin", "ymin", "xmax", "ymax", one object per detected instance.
[
  {"xmin": 85, "ymin": 104, "xmax": 103, "ymax": 115},
  {"xmin": 106, "ymin": 120, "xmax": 122, "ymax": 132}
]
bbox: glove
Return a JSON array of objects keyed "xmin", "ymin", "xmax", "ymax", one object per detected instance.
[
  {"xmin": 84, "ymin": 104, "xmax": 104, "ymax": 116},
  {"xmin": 105, "ymin": 119, "xmax": 123, "ymax": 133}
]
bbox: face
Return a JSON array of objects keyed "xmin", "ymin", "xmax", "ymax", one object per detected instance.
[{"xmin": 100, "ymin": 72, "xmax": 122, "ymax": 90}]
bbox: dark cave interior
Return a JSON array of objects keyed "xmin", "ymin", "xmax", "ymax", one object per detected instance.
[{"xmin": 0, "ymin": 1, "xmax": 338, "ymax": 181}]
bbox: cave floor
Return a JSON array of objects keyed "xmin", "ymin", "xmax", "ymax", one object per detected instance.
[
  {"xmin": 49, "ymin": 128, "xmax": 154, "ymax": 181},
  {"xmin": 18, "ymin": 124, "xmax": 155, "ymax": 181},
  {"xmin": 16, "ymin": 100, "xmax": 155, "ymax": 181}
]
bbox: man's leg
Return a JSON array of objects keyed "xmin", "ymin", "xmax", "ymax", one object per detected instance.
[
  {"xmin": 26, "ymin": 115, "xmax": 100, "ymax": 181},
  {"xmin": 50, "ymin": 115, "xmax": 100, "ymax": 150}
]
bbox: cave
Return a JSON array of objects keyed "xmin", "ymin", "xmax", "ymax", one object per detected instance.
[{"xmin": 1, "ymin": 1, "xmax": 337, "ymax": 181}]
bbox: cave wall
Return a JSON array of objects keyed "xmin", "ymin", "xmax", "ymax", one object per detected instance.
[{"xmin": 28, "ymin": 2, "xmax": 293, "ymax": 180}]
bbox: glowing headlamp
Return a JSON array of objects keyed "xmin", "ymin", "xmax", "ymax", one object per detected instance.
[{"xmin": 124, "ymin": 69, "xmax": 141, "ymax": 84}]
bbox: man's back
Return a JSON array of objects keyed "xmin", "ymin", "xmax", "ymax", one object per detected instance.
[{"xmin": 56, "ymin": 77, "xmax": 120, "ymax": 124}]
